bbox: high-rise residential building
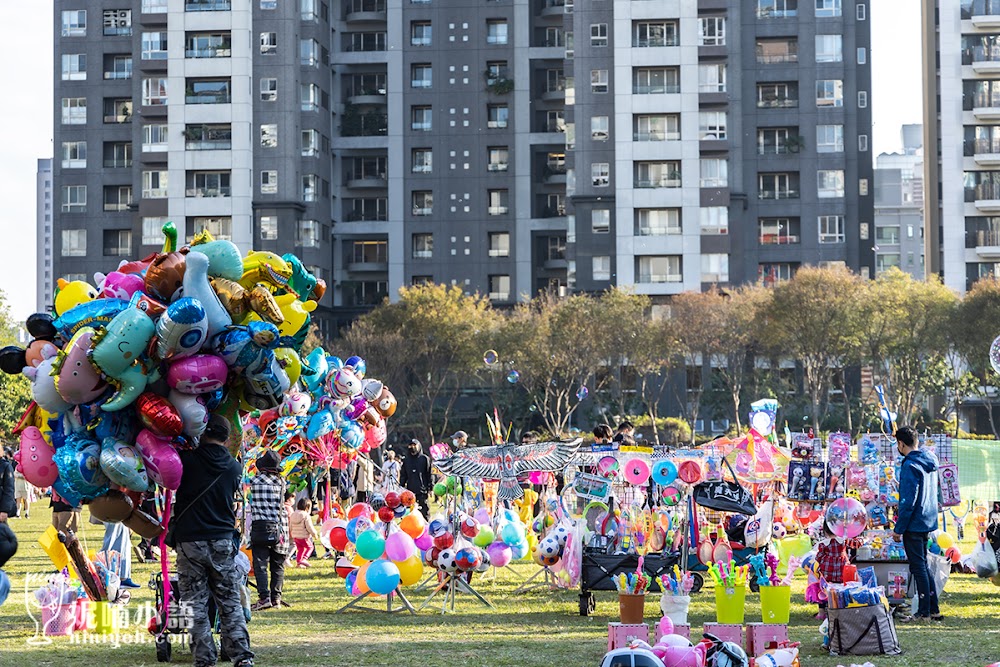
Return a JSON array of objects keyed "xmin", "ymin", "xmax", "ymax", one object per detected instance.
[
  {"xmin": 924, "ymin": 1, "xmax": 1000, "ymax": 293},
  {"xmin": 874, "ymin": 125, "xmax": 924, "ymax": 279},
  {"xmin": 37, "ymin": 158, "xmax": 54, "ymax": 313},
  {"xmin": 50, "ymin": 0, "xmax": 872, "ymax": 331}
]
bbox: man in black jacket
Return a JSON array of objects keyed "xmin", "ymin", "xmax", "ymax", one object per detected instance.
[
  {"xmin": 172, "ymin": 414, "xmax": 253, "ymax": 667},
  {"xmin": 0, "ymin": 448, "xmax": 15, "ymax": 525},
  {"xmin": 399, "ymin": 439, "xmax": 432, "ymax": 518}
]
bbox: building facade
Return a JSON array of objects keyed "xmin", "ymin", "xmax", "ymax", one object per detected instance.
[
  {"xmin": 37, "ymin": 158, "xmax": 54, "ymax": 313},
  {"xmin": 874, "ymin": 124, "xmax": 924, "ymax": 279},
  {"xmin": 50, "ymin": 0, "xmax": 873, "ymax": 332}
]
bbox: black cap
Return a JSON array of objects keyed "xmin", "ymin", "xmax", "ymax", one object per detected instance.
[
  {"xmin": 257, "ymin": 449, "xmax": 281, "ymax": 472},
  {"xmin": 409, "ymin": 438, "xmax": 421, "ymax": 446}
]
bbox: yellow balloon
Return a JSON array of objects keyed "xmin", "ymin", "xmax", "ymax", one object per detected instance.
[
  {"xmin": 274, "ymin": 348, "xmax": 302, "ymax": 386},
  {"xmin": 526, "ymin": 531, "xmax": 539, "ymax": 554},
  {"xmin": 397, "ymin": 555, "xmax": 424, "ymax": 586},
  {"xmin": 937, "ymin": 532, "xmax": 955, "ymax": 551}
]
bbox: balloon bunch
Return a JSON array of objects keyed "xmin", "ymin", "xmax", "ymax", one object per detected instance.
[
  {"xmin": 321, "ymin": 494, "xmax": 426, "ymax": 596},
  {"xmin": 3, "ymin": 222, "xmax": 325, "ymax": 538}
]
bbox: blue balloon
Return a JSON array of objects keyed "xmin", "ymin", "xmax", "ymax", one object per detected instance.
[
  {"xmin": 327, "ymin": 356, "xmax": 344, "ymax": 371},
  {"xmin": 510, "ymin": 541, "xmax": 528, "ymax": 560},
  {"xmin": 344, "ymin": 569, "xmax": 358, "ymax": 595},
  {"xmin": 365, "ymin": 560, "xmax": 400, "ymax": 595},
  {"xmin": 53, "ymin": 298, "xmax": 129, "ymax": 339},
  {"xmin": 54, "ymin": 433, "xmax": 110, "ymax": 502},
  {"xmin": 300, "ymin": 348, "xmax": 328, "ymax": 391},
  {"xmin": 345, "ymin": 356, "xmax": 366, "ymax": 379},
  {"xmin": 307, "ymin": 410, "xmax": 334, "ymax": 440},
  {"xmin": 340, "ymin": 422, "xmax": 364, "ymax": 449},
  {"xmin": 346, "ymin": 517, "xmax": 361, "ymax": 544},
  {"xmin": 0, "ymin": 570, "xmax": 9, "ymax": 607}
]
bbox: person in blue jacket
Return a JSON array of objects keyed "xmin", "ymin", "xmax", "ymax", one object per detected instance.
[{"xmin": 892, "ymin": 426, "xmax": 943, "ymax": 622}]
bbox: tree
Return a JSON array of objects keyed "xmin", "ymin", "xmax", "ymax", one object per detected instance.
[
  {"xmin": 630, "ymin": 316, "xmax": 682, "ymax": 445},
  {"xmin": 0, "ymin": 292, "xmax": 31, "ymax": 444},
  {"xmin": 713, "ymin": 285, "xmax": 772, "ymax": 432},
  {"xmin": 591, "ymin": 288, "xmax": 651, "ymax": 418},
  {"xmin": 763, "ymin": 266, "xmax": 866, "ymax": 434},
  {"xmin": 953, "ymin": 277, "xmax": 1000, "ymax": 436}
]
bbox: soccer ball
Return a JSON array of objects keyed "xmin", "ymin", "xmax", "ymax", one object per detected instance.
[
  {"xmin": 437, "ymin": 548, "xmax": 458, "ymax": 573},
  {"xmin": 454, "ymin": 547, "xmax": 481, "ymax": 572},
  {"xmin": 538, "ymin": 536, "xmax": 562, "ymax": 558},
  {"xmin": 550, "ymin": 524, "xmax": 571, "ymax": 546},
  {"xmin": 475, "ymin": 549, "xmax": 492, "ymax": 573},
  {"xmin": 460, "ymin": 516, "xmax": 480, "ymax": 539}
]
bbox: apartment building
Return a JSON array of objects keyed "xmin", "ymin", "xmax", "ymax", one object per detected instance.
[{"xmin": 37, "ymin": 158, "xmax": 54, "ymax": 313}]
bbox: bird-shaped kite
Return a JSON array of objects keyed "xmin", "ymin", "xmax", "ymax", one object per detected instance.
[{"xmin": 434, "ymin": 438, "xmax": 583, "ymax": 500}]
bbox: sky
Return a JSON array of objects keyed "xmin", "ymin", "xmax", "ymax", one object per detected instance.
[{"xmin": 0, "ymin": 0, "xmax": 923, "ymax": 320}]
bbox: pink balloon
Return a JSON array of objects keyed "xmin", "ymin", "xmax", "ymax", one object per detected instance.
[
  {"xmin": 528, "ymin": 471, "xmax": 548, "ymax": 485},
  {"xmin": 135, "ymin": 429, "xmax": 183, "ymax": 490},
  {"xmin": 14, "ymin": 426, "xmax": 58, "ymax": 487},
  {"xmin": 166, "ymin": 354, "xmax": 228, "ymax": 394},
  {"xmin": 384, "ymin": 531, "xmax": 417, "ymax": 562},
  {"xmin": 364, "ymin": 418, "xmax": 387, "ymax": 449},
  {"xmin": 414, "ymin": 528, "xmax": 433, "ymax": 551},
  {"xmin": 486, "ymin": 541, "xmax": 513, "ymax": 568}
]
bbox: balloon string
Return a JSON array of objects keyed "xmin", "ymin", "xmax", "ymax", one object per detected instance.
[{"xmin": 158, "ymin": 489, "xmax": 173, "ymax": 638}]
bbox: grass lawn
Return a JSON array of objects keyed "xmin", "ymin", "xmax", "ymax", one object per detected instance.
[{"xmin": 0, "ymin": 500, "xmax": 997, "ymax": 667}]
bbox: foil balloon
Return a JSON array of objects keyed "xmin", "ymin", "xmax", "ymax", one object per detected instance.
[
  {"xmin": 242, "ymin": 356, "xmax": 290, "ymax": 410},
  {"xmin": 340, "ymin": 421, "xmax": 365, "ymax": 450},
  {"xmin": 300, "ymin": 348, "xmax": 328, "ymax": 391},
  {"xmin": 280, "ymin": 391, "xmax": 311, "ymax": 417},
  {"xmin": 327, "ymin": 356, "xmax": 345, "ymax": 371},
  {"xmin": 344, "ymin": 356, "xmax": 366, "ymax": 379},
  {"xmin": 307, "ymin": 409, "xmax": 335, "ymax": 440},
  {"xmin": 363, "ymin": 418, "xmax": 387, "ymax": 449},
  {"xmin": 213, "ymin": 321, "xmax": 280, "ymax": 374},
  {"xmin": 345, "ymin": 396, "xmax": 368, "ymax": 421},
  {"xmin": 54, "ymin": 433, "xmax": 110, "ymax": 502},
  {"xmin": 246, "ymin": 293, "xmax": 316, "ymax": 345},
  {"xmin": 53, "ymin": 298, "xmax": 128, "ymax": 339},
  {"xmin": 283, "ymin": 253, "xmax": 323, "ymax": 302},
  {"xmin": 170, "ymin": 390, "xmax": 210, "ymax": 440},
  {"xmin": 89, "ymin": 292, "xmax": 160, "ymax": 411},
  {"xmin": 826, "ymin": 497, "xmax": 868, "ymax": 540},
  {"xmin": 23, "ymin": 353, "xmax": 72, "ymax": 414},
  {"xmin": 239, "ymin": 250, "xmax": 293, "ymax": 292},
  {"xmin": 166, "ymin": 354, "xmax": 229, "ymax": 394},
  {"xmin": 99, "ymin": 437, "xmax": 149, "ymax": 492},
  {"xmin": 53, "ymin": 278, "xmax": 98, "ymax": 316},
  {"xmin": 273, "ymin": 348, "xmax": 301, "ymax": 386},
  {"xmin": 136, "ymin": 429, "xmax": 183, "ymax": 490},
  {"xmin": 94, "ymin": 271, "xmax": 144, "ymax": 300},
  {"xmin": 14, "ymin": 426, "xmax": 58, "ymax": 487},
  {"xmin": 361, "ymin": 378, "xmax": 384, "ymax": 403},
  {"xmin": 189, "ymin": 235, "xmax": 243, "ymax": 281},
  {"xmin": 51, "ymin": 328, "xmax": 107, "ymax": 405},
  {"xmin": 991, "ymin": 334, "xmax": 1000, "ymax": 375},
  {"xmin": 144, "ymin": 251, "xmax": 187, "ymax": 303},
  {"xmin": 135, "ymin": 392, "xmax": 184, "ymax": 437},
  {"xmin": 156, "ymin": 297, "xmax": 209, "ymax": 361},
  {"xmin": 330, "ymin": 368, "xmax": 362, "ymax": 399},
  {"xmin": 211, "ymin": 278, "xmax": 283, "ymax": 324},
  {"xmin": 182, "ymin": 250, "xmax": 233, "ymax": 342},
  {"xmin": 88, "ymin": 490, "xmax": 135, "ymax": 523}
]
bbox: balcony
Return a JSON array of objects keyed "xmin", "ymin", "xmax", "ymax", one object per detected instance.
[
  {"xmin": 186, "ymin": 46, "xmax": 231, "ymax": 58},
  {"xmin": 543, "ymin": 171, "xmax": 567, "ymax": 184},
  {"xmin": 634, "ymin": 132, "xmax": 680, "ymax": 142},
  {"xmin": 345, "ymin": 0, "xmax": 386, "ymax": 22},
  {"xmin": 488, "ymin": 206, "xmax": 509, "ymax": 215},
  {"xmin": 488, "ymin": 291, "xmax": 511, "ymax": 301},
  {"xmin": 412, "ymin": 207, "xmax": 433, "ymax": 216},
  {"xmin": 540, "ymin": 0, "xmax": 564, "ymax": 17},
  {"xmin": 977, "ymin": 229, "xmax": 1000, "ymax": 257},
  {"xmin": 638, "ymin": 273, "xmax": 682, "ymax": 284},
  {"xmin": 972, "ymin": 139, "xmax": 1000, "ymax": 165},
  {"xmin": 975, "ymin": 106, "xmax": 1000, "ymax": 120},
  {"xmin": 973, "ymin": 183, "xmax": 1000, "ymax": 210},
  {"xmin": 347, "ymin": 90, "xmax": 386, "ymax": 106},
  {"xmin": 348, "ymin": 260, "xmax": 389, "ymax": 272},
  {"xmin": 633, "ymin": 84, "xmax": 680, "ymax": 95},
  {"xmin": 971, "ymin": 47, "xmax": 1000, "ymax": 73},
  {"xmin": 346, "ymin": 174, "xmax": 388, "ymax": 189},
  {"xmin": 756, "ymin": 8, "xmax": 797, "ymax": 18},
  {"xmin": 636, "ymin": 177, "xmax": 681, "ymax": 189},
  {"xmin": 541, "ymin": 86, "xmax": 565, "ymax": 101},
  {"xmin": 487, "ymin": 163, "xmax": 509, "ymax": 172},
  {"xmin": 104, "ymin": 70, "xmax": 132, "ymax": 81},
  {"xmin": 186, "ymin": 139, "xmax": 232, "ymax": 151},
  {"xmin": 186, "ymin": 187, "xmax": 231, "ymax": 197},
  {"xmin": 757, "ymin": 97, "xmax": 798, "ymax": 109},
  {"xmin": 759, "ymin": 234, "xmax": 800, "ymax": 245},
  {"xmin": 756, "ymin": 54, "xmax": 798, "ymax": 64},
  {"xmin": 543, "ymin": 258, "xmax": 568, "ymax": 270},
  {"xmin": 973, "ymin": 13, "xmax": 1000, "ymax": 28},
  {"xmin": 185, "ymin": 0, "xmax": 231, "ymax": 10}
]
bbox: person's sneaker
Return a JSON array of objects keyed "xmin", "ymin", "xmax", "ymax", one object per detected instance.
[
  {"xmin": 235, "ymin": 660, "xmax": 254, "ymax": 667},
  {"xmin": 321, "ymin": 552, "xmax": 334, "ymax": 560},
  {"xmin": 120, "ymin": 578, "xmax": 141, "ymax": 589},
  {"xmin": 250, "ymin": 599, "xmax": 272, "ymax": 612},
  {"xmin": 814, "ymin": 612, "xmax": 827, "ymax": 621}
]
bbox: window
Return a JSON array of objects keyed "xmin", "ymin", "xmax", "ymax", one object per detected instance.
[
  {"xmin": 816, "ymin": 0, "xmax": 842, "ymax": 16},
  {"xmin": 261, "ymin": 171, "xmax": 278, "ymax": 194},
  {"xmin": 591, "ymin": 23, "xmax": 608, "ymax": 47},
  {"xmin": 701, "ymin": 254, "xmax": 729, "ymax": 283},
  {"xmin": 143, "ymin": 0, "xmax": 169, "ymax": 11},
  {"xmin": 487, "ymin": 146, "xmax": 509, "ymax": 172},
  {"xmin": 633, "ymin": 67, "xmax": 680, "ymax": 94},
  {"xmin": 347, "ymin": 198, "xmax": 388, "ymax": 222},
  {"xmin": 759, "ymin": 172, "xmax": 799, "ymax": 199},
  {"xmin": 816, "ymin": 79, "xmax": 844, "ymax": 107},
  {"xmin": 592, "ymin": 163, "xmax": 610, "ymax": 187},
  {"xmin": 300, "ymin": 39, "xmax": 320, "ymax": 66},
  {"xmin": 858, "ymin": 91, "xmax": 868, "ymax": 107},
  {"xmin": 637, "ymin": 256, "xmax": 682, "ymax": 283},
  {"xmin": 297, "ymin": 220, "xmax": 321, "ymax": 248},
  {"xmin": 411, "ymin": 64, "xmax": 432, "ymax": 88},
  {"xmin": 302, "ymin": 0, "xmax": 320, "ymax": 20},
  {"xmin": 759, "ymin": 218, "xmax": 801, "ymax": 244},
  {"xmin": 817, "ymin": 170, "xmax": 845, "ymax": 198},
  {"xmin": 301, "ymin": 174, "xmax": 318, "ymax": 202},
  {"xmin": 636, "ymin": 161, "xmax": 681, "ymax": 188},
  {"xmin": 488, "ymin": 233, "xmax": 510, "ymax": 257},
  {"xmin": 260, "ymin": 124, "xmax": 278, "ymax": 148},
  {"xmin": 857, "ymin": 47, "xmax": 866, "ymax": 64},
  {"xmin": 104, "ymin": 142, "xmax": 132, "ymax": 168},
  {"xmin": 858, "ymin": 134, "xmax": 869, "ymax": 151},
  {"xmin": 143, "ymin": 77, "xmax": 168, "ymax": 105},
  {"xmin": 699, "ymin": 111, "xmax": 727, "ymax": 140},
  {"xmin": 593, "ymin": 256, "xmax": 611, "ymax": 281},
  {"xmin": 260, "ymin": 32, "xmax": 277, "ymax": 54},
  {"xmin": 592, "ymin": 209, "xmax": 610, "ymax": 233},
  {"xmin": 103, "ymin": 229, "xmax": 131, "ymax": 256},
  {"xmin": 186, "ymin": 78, "xmax": 230, "ymax": 104},
  {"xmin": 856, "ymin": 2, "xmax": 865, "ymax": 20},
  {"xmin": 142, "ymin": 217, "xmax": 168, "ymax": 246},
  {"xmin": 487, "ymin": 20, "xmax": 508, "ymax": 44},
  {"xmin": 758, "ymin": 263, "xmax": 797, "ymax": 284},
  {"xmin": 757, "ymin": 0, "xmax": 797, "ymax": 17},
  {"xmin": 412, "ymin": 191, "xmax": 433, "ymax": 215},
  {"xmin": 103, "ymin": 185, "xmax": 131, "ymax": 212},
  {"xmin": 61, "ymin": 229, "xmax": 87, "ymax": 256},
  {"xmin": 142, "ymin": 32, "xmax": 168, "ymax": 59},
  {"xmin": 412, "ymin": 234, "xmax": 434, "ymax": 259},
  {"xmin": 61, "ymin": 54, "xmax": 86, "ymax": 80},
  {"xmin": 756, "ymin": 38, "xmax": 797, "ymax": 63},
  {"xmin": 700, "ymin": 207, "xmax": 728, "ymax": 235},
  {"xmin": 61, "ymin": 97, "xmax": 86, "ymax": 125},
  {"xmin": 818, "ymin": 215, "xmax": 845, "ymax": 242},
  {"xmin": 591, "ymin": 69, "xmax": 608, "ymax": 93},
  {"xmin": 301, "ymin": 129, "xmax": 320, "ymax": 157},
  {"xmin": 261, "ymin": 78, "xmax": 278, "ymax": 101},
  {"xmin": 546, "ymin": 194, "xmax": 566, "ymax": 216},
  {"xmin": 816, "ymin": 125, "xmax": 844, "ymax": 152},
  {"xmin": 699, "ymin": 16, "xmax": 726, "ymax": 45},
  {"xmin": 757, "ymin": 82, "xmax": 797, "ymax": 107},
  {"xmin": 636, "ymin": 208, "xmax": 681, "ymax": 235},
  {"xmin": 700, "ymin": 159, "xmax": 728, "ymax": 187},
  {"xmin": 544, "ymin": 67, "xmax": 564, "ymax": 92},
  {"xmin": 816, "ymin": 35, "xmax": 843, "ymax": 62},
  {"xmin": 186, "ymin": 124, "xmax": 232, "ymax": 150},
  {"xmin": 488, "ymin": 275, "xmax": 511, "ymax": 301},
  {"xmin": 590, "ymin": 116, "xmax": 609, "ymax": 141},
  {"xmin": 260, "ymin": 216, "xmax": 278, "ymax": 240},
  {"xmin": 876, "ymin": 254, "xmax": 900, "ymax": 275},
  {"xmin": 142, "ymin": 124, "xmax": 169, "ymax": 152},
  {"xmin": 757, "ymin": 127, "xmax": 791, "ymax": 154},
  {"xmin": 142, "ymin": 170, "xmax": 169, "ymax": 198},
  {"xmin": 62, "ymin": 10, "xmax": 87, "ymax": 36},
  {"xmin": 635, "ymin": 114, "xmax": 680, "ymax": 141},
  {"xmin": 346, "ymin": 31, "xmax": 386, "ymax": 52},
  {"xmin": 61, "ymin": 142, "xmax": 87, "ymax": 169},
  {"xmin": 699, "ymin": 64, "xmax": 727, "ymax": 92},
  {"xmin": 103, "ymin": 54, "xmax": 132, "ymax": 80},
  {"xmin": 412, "ymin": 106, "xmax": 432, "ymax": 131},
  {"xmin": 876, "ymin": 225, "xmax": 900, "ymax": 244},
  {"xmin": 262, "ymin": 0, "xmax": 276, "ymax": 8},
  {"xmin": 488, "ymin": 189, "xmax": 509, "ymax": 215},
  {"xmin": 412, "ymin": 148, "xmax": 433, "ymax": 173},
  {"xmin": 411, "ymin": 21, "xmax": 431, "ymax": 45},
  {"xmin": 301, "ymin": 83, "xmax": 321, "ymax": 111},
  {"xmin": 489, "ymin": 61, "xmax": 512, "ymax": 85},
  {"xmin": 186, "ymin": 171, "xmax": 231, "ymax": 198},
  {"xmin": 61, "ymin": 186, "xmax": 87, "ymax": 213},
  {"xmin": 487, "ymin": 104, "xmax": 508, "ymax": 128},
  {"xmin": 103, "ymin": 9, "xmax": 132, "ymax": 36},
  {"xmin": 633, "ymin": 20, "xmax": 678, "ymax": 47}
]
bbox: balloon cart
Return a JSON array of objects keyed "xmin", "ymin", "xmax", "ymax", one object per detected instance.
[
  {"xmin": 334, "ymin": 586, "xmax": 417, "ymax": 615},
  {"xmin": 416, "ymin": 571, "xmax": 495, "ymax": 613}
]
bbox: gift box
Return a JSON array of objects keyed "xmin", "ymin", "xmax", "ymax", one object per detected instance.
[
  {"xmin": 745, "ymin": 622, "xmax": 789, "ymax": 656},
  {"xmin": 702, "ymin": 622, "xmax": 744, "ymax": 647},
  {"xmin": 608, "ymin": 622, "xmax": 649, "ymax": 652},
  {"xmin": 654, "ymin": 623, "xmax": 691, "ymax": 643}
]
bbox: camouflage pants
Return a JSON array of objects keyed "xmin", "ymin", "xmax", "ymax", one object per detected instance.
[{"xmin": 177, "ymin": 539, "xmax": 253, "ymax": 667}]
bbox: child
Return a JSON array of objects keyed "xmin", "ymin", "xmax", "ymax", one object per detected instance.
[
  {"xmin": 812, "ymin": 523, "xmax": 847, "ymax": 620},
  {"xmin": 290, "ymin": 499, "xmax": 320, "ymax": 568}
]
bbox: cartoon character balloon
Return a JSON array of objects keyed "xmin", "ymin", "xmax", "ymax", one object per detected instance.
[
  {"xmin": 51, "ymin": 328, "xmax": 107, "ymax": 405},
  {"xmin": 89, "ymin": 292, "xmax": 160, "ymax": 411},
  {"xmin": 99, "ymin": 437, "xmax": 149, "ymax": 492},
  {"xmin": 14, "ymin": 426, "xmax": 58, "ymax": 487}
]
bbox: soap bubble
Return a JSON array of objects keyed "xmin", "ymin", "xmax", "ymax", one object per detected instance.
[
  {"xmin": 506, "ymin": 370, "xmax": 520, "ymax": 384},
  {"xmin": 483, "ymin": 350, "xmax": 499, "ymax": 366}
]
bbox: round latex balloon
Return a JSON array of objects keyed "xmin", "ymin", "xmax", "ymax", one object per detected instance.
[
  {"xmin": 623, "ymin": 459, "xmax": 651, "ymax": 486},
  {"xmin": 483, "ymin": 350, "xmax": 499, "ymax": 366},
  {"xmin": 355, "ymin": 530, "xmax": 386, "ymax": 560},
  {"xmin": 825, "ymin": 497, "xmax": 868, "ymax": 540},
  {"xmin": 651, "ymin": 459, "xmax": 678, "ymax": 486},
  {"xmin": 365, "ymin": 560, "xmax": 400, "ymax": 595}
]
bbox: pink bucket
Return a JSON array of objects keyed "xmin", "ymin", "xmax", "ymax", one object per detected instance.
[{"xmin": 43, "ymin": 603, "xmax": 77, "ymax": 636}]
